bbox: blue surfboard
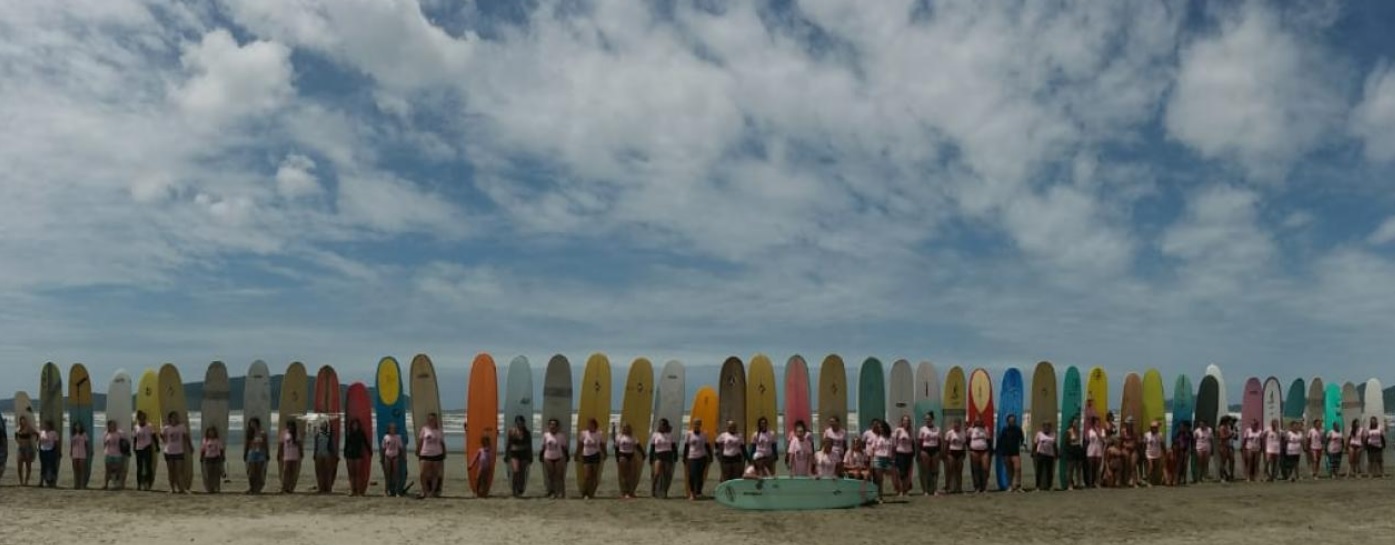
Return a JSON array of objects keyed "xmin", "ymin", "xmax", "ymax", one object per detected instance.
[
  {"xmin": 996, "ymin": 368, "xmax": 1023, "ymax": 491},
  {"xmin": 375, "ymin": 356, "xmax": 409, "ymax": 495}
]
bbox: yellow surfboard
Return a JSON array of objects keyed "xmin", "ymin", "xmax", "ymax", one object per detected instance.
[
  {"xmin": 1142, "ymin": 368, "xmax": 1166, "ymax": 439},
  {"xmin": 943, "ymin": 366, "xmax": 967, "ymax": 427},
  {"xmin": 136, "ymin": 369, "xmax": 161, "ymax": 476},
  {"xmin": 746, "ymin": 353, "xmax": 777, "ymax": 438},
  {"xmin": 576, "ymin": 353, "xmax": 612, "ymax": 491},
  {"xmin": 1086, "ymin": 367, "xmax": 1109, "ymax": 424},
  {"xmin": 688, "ymin": 386, "xmax": 719, "ymax": 484},
  {"xmin": 620, "ymin": 357, "xmax": 654, "ymax": 445}
]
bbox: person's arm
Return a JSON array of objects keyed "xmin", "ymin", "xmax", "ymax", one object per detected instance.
[{"xmin": 682, "ymin": 435, "xmax": 691, "ymax": 461}]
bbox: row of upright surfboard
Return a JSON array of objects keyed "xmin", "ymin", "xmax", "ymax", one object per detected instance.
[{"xmin": 14, "ymin": 356, "xmax": 1386, "ymax": 496}]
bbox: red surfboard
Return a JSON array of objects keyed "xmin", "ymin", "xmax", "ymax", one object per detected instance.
[
  {"xmin": 314, "ymin": 366, "xmax": 341, "ymax": 490},
  {"xmin": 345, "ymin": 382, "xmax": 373, "ymax": 495},
  {"xmin": 968, "ymin": 369, "xmax": 994, "ymax": 441}
]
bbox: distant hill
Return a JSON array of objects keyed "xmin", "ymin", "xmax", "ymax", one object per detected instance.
[{"xmin": 1, "ymin": 375, "xmax": 409, "ymax": 412}]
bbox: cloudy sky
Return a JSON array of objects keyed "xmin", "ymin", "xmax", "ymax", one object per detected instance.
[{"xmin": 3, "ymin": 0, "xmax": 1394, "ymax": 402}]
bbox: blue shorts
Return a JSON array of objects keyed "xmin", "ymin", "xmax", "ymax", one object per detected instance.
[
  {"xmin": 872, "ymin": 457, "xmax": 893, "ymax": 470},
  {"xmin": 247, "ymin": 451, "xmax": 267, "ymax": 463}
]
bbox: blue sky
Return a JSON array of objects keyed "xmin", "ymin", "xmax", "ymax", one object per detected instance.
[{"xmin": 3, "ymin": 0, "xmax": 1395, "ymax": 404}]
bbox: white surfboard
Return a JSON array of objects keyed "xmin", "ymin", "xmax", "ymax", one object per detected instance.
[
  {"xmin": 106, "ymin": 371, "xmax": 133, "ymax": 475},
  {"xmin": 1363, "ymin": 378, "xmax": 1385, "ymax": 432},
  {"xmin": 654, "ymin": 360, "xmax": 685, "ymax": 435}
]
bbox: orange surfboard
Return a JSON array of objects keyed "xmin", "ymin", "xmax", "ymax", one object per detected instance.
[{"xmin": 467, "ymin": 353, "xmax": 499, "ymax": 497}]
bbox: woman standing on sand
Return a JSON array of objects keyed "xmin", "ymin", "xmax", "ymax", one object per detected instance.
[
  {"xmin": 866, "ymin": 420, "xmax": 893, "ymax": 499},
  {"xmin": 1242, "ymin": 419, "xmax": 1262, "ymax": 482},
  {"xmin": 683, "ymin": 418, "xmax": 713, "ymax": 500},
  {"xmin": 1032, "ymin": 421, "xmax": 1057, "ymax": 492},
  {"xmin": 102, "ymin": 420, "xmax": 126, "ymax": 490},
  {"xmin": 1120, "ymin": 419, "xmax": 1139, "ymax": 487},
  {"xmin": 891, "ymin": 415, "xmax": 916, "ymax": 496},
  {"xmin": 1085, "ymin": 416, "xmax": 1103, "ymax": 488},
  {"xmin": 648, "ymin": 418, "xmax": 677, "ymax": 498},
  {"xmin": 612, "ymin": 422, "xmax": 643, "ymax": 499},
  {"xmin": 70, "ymin": 422, "xmax": 89, "ymax": 490},
  {"xmin": 1282, "ymin": 421, "xmax": 1302, "ymax": 482},
  {"xmin": 416, "ymin": 413, "xmax": 445, "ymax": 499},
  {"xmin": 943, "ymin": 420, "xmax": 965, "ymax": 493},
  {"xmin": 1365, "ymin": 417, "xmax": 1384, "ymax": 478},
  {"xmin": 823, "ymin": 416, "xmax": 848, "ymax": 470},
  {"xmin": 505, "ymin": 416, "xmax": 532, "ymax": 497},
  {"xmin": 200, "ymin": 426, "xmax": 224, "ymax": 493},
  {"xmin": 1194, "ymin": 420, "xmax": 1213, "ymax": 482},
  {"xmin": 575, "ymin": 418, "xmax": 604, "ymax": 499},
  {"xmin": 1263, "ymin": 419, "xmax": 1282, "ymax": 482},
  {"xmin": 161, "ymin": 412, "xmax": 188, "ymax": 494},
  {"xmin": 37, "ymin": 419, "xmax": 60, "ymax": 488},
  {"xmin": 967, "ymin": 417, "xmax": 991, "ymax": 493},
  {"xmin": 1346, "ymin": 418, "xmax": 1365, "ymax": 478},
  {"xmin": 1216, "ymin": 417, "xmax": 1234, "ymax": 482},
  {"xmin": 380, "ymin": 422, "xmax": 403, "ymax": 497},
  {"xmin": 997, "ymin": 414, "xmax": 1025, "ymax": 492},
  {"xmin": 916, "ymin": 412, "xmax": 941, "ymax": 495},
  {"xmin": 279, "ymin": 420, "xmax": 303, "ymax": 494},
  {"xmin": 540, "ymin": 418, "xmax": 569, "ymax": 499},
  {"xmin": 245, "ymin": 417, "xmax": 269, "ymax": 494},
  {"xmin": 1064, "ymin": 416, "xmax": 1083, "ymax": 490},
  {"xmin": 313, "ymin": 420, "xmax": 337, "ymax": 494},
  {"xmin": 716, "ymin": 420, "xmax": 746, "ymax": 482},
  {"xmin": 1325, "ymin": 420, "xmax": 1344, "ymax": 478},
  {"xmin": 344, "ymin": 418, "xmax": 372, "ymax": 496},
  {"xmin": 749, "ymin": 417, "xmax": 777, "ymax": 477},
  {"xmin": 133, "ymin": 411, "xmax": 157, "ymax": 491},
  {"xmin": 1306, "ymin": 419, "xmax": 1323, "ymax": 479}
]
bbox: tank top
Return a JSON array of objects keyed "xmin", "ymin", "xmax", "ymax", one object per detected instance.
[
  {"xmin": 579, "ymin": 429, "xmax": 602, "ymax": 457},
  {"xmin": 542, "ymin": 431, "xmax": 566, "ymax": 461},
  {"xmin": 918, "ymin": 425, "xmax": 940, "ymax": 448},
  {"xmin": 615, "ymin": 433, "xmax": 636, "ymax": 454},
  {"xmin": 650, "ymin": 431, "xmax": 674, "ymax": 453}
]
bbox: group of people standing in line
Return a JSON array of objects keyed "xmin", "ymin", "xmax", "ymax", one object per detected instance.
[{"xmin": 5, "ymin": 409, "xmax": 1386, "ymax": 499}]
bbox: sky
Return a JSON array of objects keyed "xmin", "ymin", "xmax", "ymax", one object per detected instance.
[{"xmin": 3, "ymin": 0, "xmax": 1395, "ymax": 405}]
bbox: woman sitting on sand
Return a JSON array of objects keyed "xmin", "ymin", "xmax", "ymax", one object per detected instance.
[
  {"xmin": 201, "ymin": 426, "xmax": 224, "ymax": 493},
  {"xmin": 843, "ymin": 436, "xmax": 869, "ymax": 481},
  {"xmin": 245, "ymin": 417, "xmax": 269, "ymax": 494},
  {"xmin": 1365, "ymin": 417, "xmax": 1384, "ymax": 478},
  {"xmin": 648, "ymin": 418, "xmax": 676, "ymax": 499},
  {"xmin": 815, "ymin": 441, "xmax": 840, "ymax": 478},
  {"xmin": 716, "ymin": 420, "xmax": 747, "ymax": 482},
  {"xmin": 749, "ymin": 417, "xmax": 777, "ymax": 477},
  {"xmin": 823, "ymin": 416, "xmax": 848, "ymax": 471}
]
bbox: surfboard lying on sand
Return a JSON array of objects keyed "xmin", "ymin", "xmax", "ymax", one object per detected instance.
[{"xmin": 715, "ymin": 477, "xmax": 878, "ymax": 510}]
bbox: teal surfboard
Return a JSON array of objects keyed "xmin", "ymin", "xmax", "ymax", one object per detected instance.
[
  {"xmin": 913, "ymin": 361, "xmax": 941, "ymax": 425},
  {"xmin": 1283, "ymin": 378, "xmax": 1305, "ymax": 429},
  {"xmin": 995, "ymin": 368, "xmax": 1023, "ymax": 491},
  {"xmin": 715, "ymin": 477, "xmax": 878, "ymax": 510},
  {"xmin": 857, "ymin": 358, "xmax": 885, "ymax": 433},
  {"xmin": 504, "ymin": 356, "xmax": 532, "ymax": 489},
  {"xmin": 1172, "ymin": 374, "xmax": 1194, "ymax": 479},
  {"xmin": 1058, "ymin": 366, "xmax": 1081, "ymax": 486},
  {"xmin": 1324, "ymin": 383, "xmax": 1341, "ymax": 433}
]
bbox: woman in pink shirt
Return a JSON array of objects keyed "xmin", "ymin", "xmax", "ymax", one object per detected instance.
[
  {"xmin": 37, "ymin": 419, "xmax": 61, "ymax": 488},
  {"xmin": 868, "ymin": 420, "xmax": 893, "ymax": 499},
  {"xmin": 1366, "ymin": 416, "xmax": 1385, "ymax": 478},
  {"xmin": 612, "ymin": 422, "xmax": 643, "ymax": 499},
  {"xmin": 683, "ymin": 418, "xmax": 713, "ymax": 500},
  {"xmin": 1263, "ymin": 419, "xmax": 1282, "ymax": 482},
  {"xmin": 1347, "ymin": 418, "xmax": 1365, "ymax": 478},
  {"xmin": 469, "ymin": 435, "xmax": 494, "ymax": 497},
  {"xmin": 916, "ymin": 412, "xmax": 941, "ymax": 496},
  {"xmin": 133, "ymin": 411, "xmax": 157, "ymax": 491},
  {"xmin": 575, "ymin": 418, "xmax": 605, "ymax": 499},
  {"xmin": 785, "ymin": 420, "xmax": 813, "ymax": 477},
  {"xmin": 244, "ymin": 417, "xmax": 269, "ymax": 494},
  {"xmin": 70, "ymin": 421, "xmax": 89, "ymax": 490},
  {"xmin": 162, "ymin": 412, "xmax": 189, "ymax": 494},
  {"xmin": 101, "ymin": 420, "xmax": 126, "ymax": 490},
  {"xmin": 1242, "ymin": 419, "xmax": 1262, "ymax": 482},
  {"xmin": 200, "ymin": 426, "xmax": 225, "ymax": 493},
  {"xmin": 1085, "ymin": 416, "xmax": 1104, "ymax": 488},
  {"xmin": 278, "ymin": 419, "xmax": 303, "ymax": 494},
  {"xmin": 539, "ymin": 418, "xmax": 569, "ymax": 499},
  {"xmin": 822, "ymin": 416, "xmax": 847, "ymax": 466},
  {"xmin": 814, "ymin": 440, "xmax": 839, "ymax": 478},
  {"xmin": 891, "ymin": 415, "xmax": 916, "ymax": 496},
  {"xmin": 749, "ymin": 417, "xmax": 777, "ymax": 477},
  {"xmin": 843, "ymin": 437, "xmax": 869, "ymax": 480},
  {"xmin": 1326, "ymin": 420, "xmax": 1345, "ymax": 478},
  {"xmin": 416, "ymin": 413, "xmax": 445, "ymax": 499},
  {"xmin": 716, "ymin": 420, "xmax": 746, "ymax": 482},
  {"xmin": 648, "ymin": 418, "xmax": 676, "ymax": 498},
  {"xmin": 943, "ymin": 419, "xmax": 965, "ymax": 493},
  {"xmin": 1306, "ymin": 419, "xmax": 1323, "ymax": 479},
  {"xmin": 380, "ymin": 422, "xmax": 403, "ymax": 497}
]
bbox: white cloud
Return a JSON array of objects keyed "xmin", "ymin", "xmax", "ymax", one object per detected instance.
[
  {"xmin": 1165, "ymin": 3, "xmax": 1345, "ymax": 180},
  {"xmin": 174, "ymin": 29, "xmax": 294, "ymax": 126},
  {"xmin": 275, "ymin": 153, "xmax": 321, "ymax": 198},
  {"xmin": 1369, "ymin": 216, "xmax": 1395, "ymax": 246},
  {"xmin": 1161, "ymin": 186, "xmax": 1276, "ymax": 299},
  {"xmin": 1350, "ymin": 62, "xmax": 1395, "ymax": 163}
]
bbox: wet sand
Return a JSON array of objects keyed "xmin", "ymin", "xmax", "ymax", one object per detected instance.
[{"xmin": 2, "ymin": 451, "xmax": 1393, "ymax": 544}]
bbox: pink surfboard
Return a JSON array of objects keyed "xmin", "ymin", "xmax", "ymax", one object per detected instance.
[
  {"xmin": 1241, "ymin": 377, "xmax": 1263, "ymax": 431},
  {"xmin": 783, "ymin": 356, "xmax": 811, "ymax": 441}
]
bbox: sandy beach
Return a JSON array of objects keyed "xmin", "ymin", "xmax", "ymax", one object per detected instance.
[{"xmin": 3, "ymin": 449, "xmax": 1394, "ymax": 545}]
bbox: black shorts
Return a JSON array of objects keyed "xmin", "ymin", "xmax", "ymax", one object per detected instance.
[
  {"xmin": 949, "ymin": 450, "xmax": 966, "ymax": 460},
  {"xmin": 894, "ymin": 452, "xmax": 914, "ymax": 473},
  {"xmin": 922, "ymin": 447, "xmax": 941, "ymax": 458},
  {"xmin": 164, "ymin": 454, "xmax": 185, "ymax": 462},
  {"xmin": 1069, "ymin": 445, "xmax": 1087, "ymax": 461},
  {"xmin": 719, "ymin": 454, "xmax": 743, "ymax": 465},
  {"xmin": 583, "ymin": 453, "xmax": 601, "ymax": 464},
  {"xmin": 508, "ymin": 450, "xmax": 531, "ymax": 462},
  {"xmin": 616, "ymin": 452, "xmax": 634, "ymax": 461},
  {"xmin": 655, "ymin": 451, "xmax": 676, "ymax": 463},
  {"xmin": 1367, "ymin": 445, "xmax": 1384, "ymax": 455},
  {"xmin": 420, "ymin": 454, "xmax": 445, "ymax": 462}
]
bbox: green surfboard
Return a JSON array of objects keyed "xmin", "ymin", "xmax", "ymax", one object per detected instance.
[
  {"xmin": 857, "ymin": 358, "xmax": 885, "ymax": 433},
  {"xmin": 1058, "ymin": 365, "xmax": 1080, "ymax": 486},
  {"xmin": 1283, "ymin": 378, "xmax": 1305, "ymax": 430}
]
